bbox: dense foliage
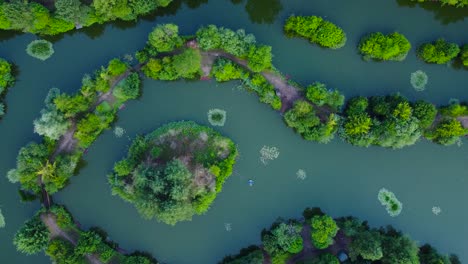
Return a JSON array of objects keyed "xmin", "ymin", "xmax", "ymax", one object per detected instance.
[
  {"xmin": 0, "ymin": 0, "xmax": 173, "ymax": 35},
  {"xmin": 284, "ymin": 15, "xmax": 347, "ymax": 49},
  {"xmin": 358, "ymin": 32, "xmax": 411, "ymax": 61},
  {"xmin": 13, "ymin": 216, "xmax": 50, "ymax": 255},
  {"xmin": 221, "ymin": 208, "xmax": 458, "ymax": 264},
  {"xmin": 0, "ymin": 58, "xmax": 15, "ymax": 118},
  {"xmin": 310, "ymin": 215, "xmax": 339, "ymax": 249},
  {"xmin": 461, "ymin": 44, "xmax": 468, "ymax": 67},
  {"xmin": 142, "ymin": 48, "xmax": 202, "ymax": 81},
  {"xmin": 418, "ymin": 39, "xmax": 460, "ymax": 64},
  {"xmin": 26, "ymin": 40, "xmax": 55, "ymax": 60},
  {"xmin": 340, "ymin": 95, "xmax": 439, "ymax": 148},
  {"xmin": 410, "ymin": 0, "xmax": 468, "ymax": 7},
  {"xmin": 109, "ymin": 121, "xmax": 238, "ymax": 225}
]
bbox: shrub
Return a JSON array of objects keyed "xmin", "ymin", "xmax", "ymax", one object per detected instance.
[
  {"xmin": 211, "ymin": 58, "xmax": 248, "ymax": 82},
  {"xmin": 13, "ymin": 216, "xmax": 50, "ymax": 255},
  {"xmin": 305, "ymin": 82, "xmax": 345, "ymax": 110},
  {"xmin": 413, "ymin": 100, "xmax": 437, "ymax": 129},
  {"xmin": 410, "ymin": 70, "xmax": 428, "ymax": 91},
  {"xmin": 26, "ymin": 40, "xmax": 54, "ymax": 61},
  {"xmin": 262, "ymin": 220, "xmax": 303, "ymax": 256},
  {"xmin": 247, "ymin": 45, "xmax": 273, "ymax": 72},
  {"xmin": 418, "ymin": 39, "xmax": 460, "ymax": 64},
  {"xmin": 284, "ymin": 15, "xmax": 347, "ymax": 49},
  {"xmin": 0, "ymin": 58, "xmax": 14, "ymax": 89},
  {"xmin": 113, "ymin": 73, "xmax": 141, "ymax": 101},
  {"xmin": 358, "ymin": 32, "xmax": 411, "ymax": 61},
  {"xmin": 426, "ymin": 118, "xmax": 468, "ymax": 145},
  {"xmin": 207, "ymin": 108, "xmax": 227, "ymax": 126}
]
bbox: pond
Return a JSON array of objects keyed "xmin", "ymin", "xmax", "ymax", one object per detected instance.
[{"xmin": 1, "ymin": 0, "xmax": 468, "ymax": 263}]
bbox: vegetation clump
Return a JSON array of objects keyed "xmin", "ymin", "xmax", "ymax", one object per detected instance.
[
  {"xmin": 0, "ymin": 58, "xmax": 15, "ymax": 118},
  {"xmin": 0, "ymin": 0, "xmax": 174, "ymax": 35},
  {"xmin": 340, "ymin": 95, "xmax": 437, "ymax": 148},
  {"xmin": 26, "ymin": 40, "xmax": 55, "ymax": 61},
  {"xmin": 418, "ymin": 38, "xmax": 460, "ymax": 64},
  {"xmin": 208, "ymin": 108, "xmax": 227, "ymax": 126},
  {"xmin": 284, "ymin": 15, "xmax": 347, "ymax": 49},
  {"xmin": 378, "ymin": 188, "xmax": 403, "ymax": 217},
  {"xmin": 222, "ymin": 207, "xmax": 459, "ymax": 264},
  {"xmin": 410, "ymin": 70, "xmax": 428, "ymax": 91},
  {"xmin": 261, "ymin": 219, "xmax": 304, "ymax": 263},
  {"xmin": 460, "ymin": 44, "xmax": 468, "ymax": 67},
  {"xmin": 358, "ymin": 32, "xmax": 411, "ymax": 61},
  {"xmin": 409, "ymin": 0, "xmax": 467, "ymax": 7},
  {"xmin": 109, "ymin": 121, "xmax": 238, "ymax": 225}
]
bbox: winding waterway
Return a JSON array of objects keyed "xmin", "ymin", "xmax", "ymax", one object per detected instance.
[{"xmin": 1, "ymin": 0, "xmax": 468, "ymax": 263}]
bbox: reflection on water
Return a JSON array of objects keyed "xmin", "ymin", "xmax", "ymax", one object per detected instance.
[
  {"xmin": 230, "ymin": 0, "xmax": 283, "ymax": 24},
  {"xmin": 397, "ymin": 0, "xmax": 468, "ymax": 25}
]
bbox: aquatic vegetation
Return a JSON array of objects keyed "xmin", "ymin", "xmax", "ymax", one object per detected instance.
[
  {"xmin": 378, "ymin": 188, "xmax": 403, "ymax": 217},
  {"xmin": 409, "ymin": 0, "xmax": 467, "ymax": 7},
  {"xmin": 410, "ymin": 70, "xmax": 428, "ymax": 91},
  {"xmin": 26, "ymin": 40, "xmax": 55, "ymax": 61},
  {"xmin": 432, "ymin": 206, "xmax": 442, "ymax": 216},
  {"xmin": 296, "ymin": 169, "xmax": 307, "ymax": 180},
  {"xmin": 284, "ymin": 15, "xmax": 347, "ymax": 49},
  {"xmin": 358, "ymin": 32, "xmax": 411, "ymax": 61},
  {"xmin": 259, "ymin": 145, "xmax": 280, "ymax": 165},
  {"xmin": 461, "ymin": 45, "xmax": 468, "ymax": 67},
  {"xmin": 418, "ymin": 39, "xmax": 460, "ymax": 64},
  {"xmin": 113, "ymin": 126, "xmax": 125, "ymax": 138},
  {"xmin": 109, "ymin": 121, "xmax": 238, "ymax": 225},
  {"xmin": 208, "ymin": 108, "xmax": 227, "ymax": 126},
  {"xmin": 0, "ymin": 209, "xmax": 5, "ymax": 228}
]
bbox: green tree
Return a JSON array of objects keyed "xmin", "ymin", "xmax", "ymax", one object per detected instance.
[
  {"xmin": 262, "ymin": 221, "xmax": 303, "ymax": 256},
  {"xmin": 418, "ymin": 39, "xmax": 460, "ymax": 64},
  {"xmin": 310, "ymin": 253, "xmax": 340, "ymax": 264},
  {"xmin": 113, "ymin": 73, "xmax": 141, "ymax": 101},
  {"xmin": 359, "ymin": 32, "xmax": 411, "ymax": 61},
  {"xmin": 381, "ymin": 230, "xmax": 419, "ymax": 264},
  {"xmin": 34, "ymin": 108, "xmax": 71, "ymax": 140},
  {"xmin": 426, "ymin": 119, "xmax": 468, "ymax": 145},
  {"xmin": 171, "ymin": 49, "xmax": 202, "ymax": 78},
  {"xmin": 14, "ymin": 216, "xmax": 50, "ymax": 255},
  {"xmin": 75, "ymin": 231, "xmax": 102, "ymax": 255},
  {"xmin": 55, "ymin": 0, "xmax": 90, "ymax": 25},
  {"xmin": 148, "ymin": 24, "xmax": 182, "ymax": 52},
  {"xmin": 247, "ymin": 45, "xmax": 272, "ymax": 72},
  {"xmin": 413, "ymin": 100, "xmax": 437, "ymax": 129},
  {"xmin": 310, "ymin": 215, "xmax": 339, "ymax": 249},
  {"xmin": 349, "ymin": 230, "xmax": 383, "ymax": 261}
]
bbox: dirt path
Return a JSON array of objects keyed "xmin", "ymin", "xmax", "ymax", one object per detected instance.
[
  {"xmin": 457, "ymin": 116, "xmax": 468, "ymax": 128},
  {"xmin": 41, "ymin": 213, "xmax": 104, "ymax": 264}
]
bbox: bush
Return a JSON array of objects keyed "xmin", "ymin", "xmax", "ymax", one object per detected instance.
[
  {"xmin": 418, "ymin": 39, "xmax": 460, "ymax": 64},
  {"xmin": 26, "ymin": 40, "xmax": 54, "ymax": 61},
  {"xmin": 211, "ymin": 58, "xmax": 248, "ymax": 82},
  {"xmin": 0, "ymin": 58, "xmax": 14, "ymax": 90},
  {"xmin": 410, "ymin": 70, "xmax": 428, "ymax": 91},
  {"xmin": 358, "ymin": 32, "xmax": 411, "ymax": 61},
  {"xmin": 14, "ymin": 216, "xmax": 50, "ymax": 255},
  {"xmin": 284, "ymin": 15, "xmax": 347, "ymax": 49},
  {"xmin": 426, "ymin": 118, "xmax": 467, "ymax": 145},
  {"xmin": 413, "ymin": 100, "xmax": 437, "ymax": 129},
  {"xmin": 208, "ymin": 108, "xmax": 227, "ymax": 126},
  {"xmin": 113, "ymin": 73, "xmax": 141, "ymax": 101},
  {"xmin": 410, "ymin": 0, "xmax": 467, "ymax": 7},
  {"xmin": 247, "ymin": 45, "xmax": 272, "ymax": 72},
  {"xmin": 196, "ymin": 25, "xmax": 256, "ymax": 57}
]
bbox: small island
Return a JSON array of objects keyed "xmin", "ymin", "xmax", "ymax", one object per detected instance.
[{"xmin": 109, "ymin": 121, "xmax": 238, "ymax": 225}]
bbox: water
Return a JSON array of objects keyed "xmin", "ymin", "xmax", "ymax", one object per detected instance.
[{"xmin": 1, "ymin": 0, "xmax": 468, "ymax": 263}]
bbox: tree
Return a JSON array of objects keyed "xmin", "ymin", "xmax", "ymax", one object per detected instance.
[
  {"xmin": 358, "ymin": 32, "xmax": 411, "ymax": 61},
  {"xmin": 413, "ymin": 100, "xmax": 437, "ymax": 129},
  {"xmin": 306, "ymin": 82, "xmax": 344, "ymax": 110},
  {"xmin": 13, "ymin": 142, "xmax": 50, "ymax": 193},
  {"xmin": 34, "ymin": 108, "xmax": 71, "ymax": 140},
  {"xmin": 247, "ymin": 45, "xmax": 272, "ymax": 72},
  {"xmin": 148, "ymin": 24, "xmax": 182, "ymax": 52},
  {"xmin": 349, "ymin": 230, "xmax": 383, "ymax": 261},
  {"xmin": 427, "ymin": 119, "xmax": 467, "ymax": 145},
  {"xmin": 113, "ymin": 73, "xmax": 141, "ymax": 101},
  {"xmin": 381, "ymin": 231, "xmax": 419, "ymax": 264},
  {"xmin": 461, "ymin": 45, "xmax": 468, "ymax": 67},
  {"xmin": 55, "ymin": 0, "xmax": 90, "ymax": 25},
  {"xmin": 75, "ymin": 231, "xmax": 102, "ymax": 255},
  {"xmin": 196, "ymin": 25, "xmax": 222, "ymax": 50},
  {"xmin": 418, "ymin": 39, "xmax": 460, "ymax": 64},
  {"xmin": 310, "ymin": 215, "xmax": 339, "ymax": 249},
  {"xmin": 0, "ymin": 58, "xmax": 14, "ymax": 89},
  {"xmin": 310, "ymin": 253, "xmax": 340, "ymax": 264},
  {"xmin": 171, "ymin": 49, "xmax": 202, "ymax": 78},
  {"xmin": 14, "ymin": 216, "xmax": 50, "ymax": 255},
  {"xmin": 262, "ymin": 221, "xmax": 303, "ymax": 256}
]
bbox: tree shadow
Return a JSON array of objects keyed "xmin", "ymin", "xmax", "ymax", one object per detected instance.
[
  {"xmin": 230, "ymin": 0, "xmax": 283, "ymax": 24},
  {"xmin": 396, "ymin": 0, "xmax": 468, "ymax": 25}
]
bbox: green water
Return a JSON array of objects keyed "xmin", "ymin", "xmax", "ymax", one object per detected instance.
[{"xmin": 1, "ymin": 0, "xmax": 468, "ymax": 263}]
